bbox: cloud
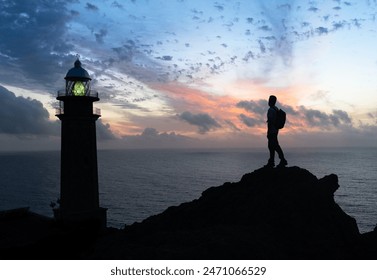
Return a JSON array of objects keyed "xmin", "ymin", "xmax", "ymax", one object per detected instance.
[
  {"xmin": 0, "ymin": 85, "xmax": 115, "ymax": 143},
  {"xmin": 237, "ymin": 98, "xmax": 352, "ymax": 130},
  {"xmin": 258, "ymin": 1, "xmax": 295, "ymax": 68},
  {"xmin": 316, "ymin": 27, "xmax": 329, "ymax": 35},
  {"xmin": 243, "ymin": 51, "xmax": 255, "ymax": 62},
  {"xmin": 214, "ymin": 3, "xmax": 224, "ymax": 11},
  {"xmin": 0, "ymin": 0, "xmax": 75, "ymax": 89},
  {"xmin": 111, "ymin": 1, "xmax": 124, "ymax": 9},
  {"xmin": 97, "ymin": 120, "xmax": 117, "ymax": 140},
  {"xmin": 95, "ymin": 29, "xmax": 108, "ymax": 44},
  {"xmin": 367, "ymin": 111, "xmax": 377, "ymax": 124},
  {"xmin": 178, "ymin": 111, "xmax": 221, "ymax": 134},
  {"xmin": 155, "ymin": 55, "xmax": 173, "ymax": 61},
  {"xmin": 108, "ymin": 42, "xmax": 172, "ymax": 84},
  {"xmin": 259, "ymin": 25, "xmax": 272, "ymax": 32},
  {"xmin": 224, "ymin": 120, "xmax": 241, "ymax": 131},
  {"xmin": 239, "ymin": 114, "xmax": 260, "ymax": 127},
  {"xmin": 284, "ymin": 124, "xmax": 377, "ymax": 148},
  {"xmin": 236, "ymin": 98, "xmax": 299, "ymax": 117},
  {"xmin": 258, "ymin": 40, "xmax": 267, "ymax": 54},
  {"xmin": 70, "ymin": 9, "xmax": 80, "ymax": 16},
  {"xmin": 141, "ymin": 127, "xmax": 159, "ymax": 137},
  {"xmin": 112, "ymin": 43, "xmax": 136, "ymax": 62},
  {"xmin": 301, "ymin": 108, "xmax": 332, "ymax": 127},
  {"xmin": 122, "ymin": 128, "xmax": 197, "ymax": 149},
  {"xmin": 236, "ymin": 100, "xmax": 266, "ymax": 116},
  {"xmin": 332, "ymin": 110, "xmax": 352, "ymax": 124},
  {"xmin": 332, "ymin": 21, "xmax": 346, "ymax": 31},
  {"xmin": 299, "ymin": 106, "xmax": 352, "ymax": 128},
  {"xmin": 0, "ymin": 86, "xmax": 58, "ymax": 136},
  {"xmin": 308, "ymin": 7, "xmax": 319, "ymax": 12},
  {"xmin": 86, "ymin": 2, "xmax": 99, "ymax": 11}
]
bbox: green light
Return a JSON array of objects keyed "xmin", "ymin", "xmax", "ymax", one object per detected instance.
[{"xmin": 72, "ymin": 81, "xmax": 85, "ymax": 96}]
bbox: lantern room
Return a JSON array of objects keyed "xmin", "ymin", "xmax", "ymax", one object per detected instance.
[
  {"xmin": 56, "ymin": 58, "xmax": 100, "ymax": 116},
  {"xmin": 65, "ymin": 58, "xmax": 91, "ymax": 96}
]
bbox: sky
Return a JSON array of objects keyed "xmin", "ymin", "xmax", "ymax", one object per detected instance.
[{"xmin": 1, "ymin": 0, "xmax": 377, "ymax": 150}]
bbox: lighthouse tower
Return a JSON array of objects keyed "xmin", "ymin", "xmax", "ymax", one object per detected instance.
[{"xmin": 55, "ymin": 58, "xmax": 106, "ymax": 228}]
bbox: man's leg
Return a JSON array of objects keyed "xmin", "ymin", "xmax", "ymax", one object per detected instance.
[
  {"xmin": 275, "ymin": 135, "xmax": 288, "ymax": 167},
  {"xmin": 267, "ymin": 134, "xmax": 277, "ymax": 166},
  {"xmin": 275, "ymin": 139, "xmax": 285, "ymax": 160}
]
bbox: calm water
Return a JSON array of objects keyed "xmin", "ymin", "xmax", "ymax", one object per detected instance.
[{"xmin": 0, "ymin": 148, "xmax": 376, "ymax": 233}]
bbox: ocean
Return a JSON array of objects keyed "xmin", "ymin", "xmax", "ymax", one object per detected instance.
[{"xmin": 0, "ymin": 148, "xmax": 376, "ymax": 233}]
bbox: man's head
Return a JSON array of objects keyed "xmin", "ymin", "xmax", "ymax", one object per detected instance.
[{"xmin": 268, "ymin": 95, "xmax": 277, "ymax": 107}]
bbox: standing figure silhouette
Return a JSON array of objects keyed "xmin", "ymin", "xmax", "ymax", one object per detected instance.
[{"xmin": 265, "ymin": 95, "xmax": 288, "ymax": 168}]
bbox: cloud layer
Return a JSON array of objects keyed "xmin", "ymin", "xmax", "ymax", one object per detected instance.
[
  {"xmin": 178, "ymin": 111, "xmax": 221, "ymax": 134},
  {"xmin": 0, "ymin": 0, "xmax": 75, "ymax": 89},
  {"xmin": 237, "ymin": 99, "xmax": 353, "ymax": 130},
  {"xmin": 0, "ymin": 86, "xmax": 114, "ymax": 146},
  {"xmin": 122, "ymin": 128, "xmax": 197, "ymax": 149},
  {"xmin": 0, "ymin": 86, "xmax": 58, "ymax": 136}
]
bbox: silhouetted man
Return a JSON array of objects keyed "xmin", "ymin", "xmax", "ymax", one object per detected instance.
[{"xmin": 265, "ymin": 95, "xmax": 287, "ymax": 168}]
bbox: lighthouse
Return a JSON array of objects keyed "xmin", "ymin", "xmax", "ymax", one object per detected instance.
[{"xmin": 55, "ymin": 58, "xmax": 106, "ymax": 228}]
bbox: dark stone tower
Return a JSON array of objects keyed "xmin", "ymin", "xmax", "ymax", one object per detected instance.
[{"xmin": 55, "ymin": 59, "xmax": 106, "ymax": 228}]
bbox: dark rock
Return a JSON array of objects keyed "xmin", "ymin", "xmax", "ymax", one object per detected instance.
[
  {"xmin": 90, "ymin": 166, "xmax": 370, "ymax": 259},
  {"xmin": 0, "ymin": 208, "xmax": 108, "ymax": 259},
  {"xmin": 2, "ymin": 166, "xmax": 377, "ymax": 259}
]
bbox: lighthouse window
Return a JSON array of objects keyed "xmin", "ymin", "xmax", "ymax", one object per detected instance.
[{"xmin": 72, "ymin": 81, "xmax": 85, "ymax": 96}]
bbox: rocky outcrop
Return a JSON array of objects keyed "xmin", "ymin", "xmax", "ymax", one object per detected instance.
[
  {"xmin": 91, "ymin": 166, "xmax": 375, "ymax": 259},
  {"xmin": 2, "ymin": 166, "xmax": 376, "ymax": 259}
]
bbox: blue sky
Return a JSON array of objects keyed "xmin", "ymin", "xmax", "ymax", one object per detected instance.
[{"xmin": 1, "ymin": 0, "xmax": 377, "ymax": 150}]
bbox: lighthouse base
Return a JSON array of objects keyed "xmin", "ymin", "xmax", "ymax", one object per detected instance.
[{"xmin": 54, "ymin": 207, "xmax": 107, "ymax": 230}]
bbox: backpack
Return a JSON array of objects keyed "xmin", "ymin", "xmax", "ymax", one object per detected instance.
[{"xmin": 275, "ymin": 107, "xmax": 286, "ymax": 129}]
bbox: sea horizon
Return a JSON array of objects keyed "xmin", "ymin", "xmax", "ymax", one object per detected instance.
[{"xmin": 1, "ymin": 145, "xmax": 377, "ymax": 152}]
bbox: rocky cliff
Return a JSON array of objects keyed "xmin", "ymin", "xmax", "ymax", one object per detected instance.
[{"xmin": 90, "ymin": 166, "xmax": 377, "ymax": 259}]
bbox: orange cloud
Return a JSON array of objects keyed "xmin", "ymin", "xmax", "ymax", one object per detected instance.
[
  {"xmin": 223, "ymin": 79, "xmax": 304, "ymax": 105},
  {"xmin": 152, "ymin": 82, "xmax": 246, "ymax": 132},
  {"xmin": 152, "ymin": 81, "xmax": 308, "ymax": 135}
]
